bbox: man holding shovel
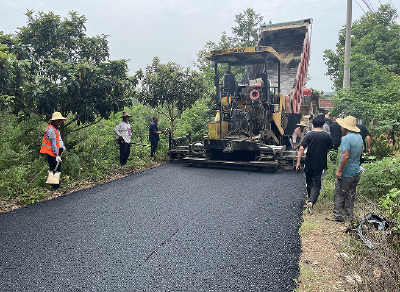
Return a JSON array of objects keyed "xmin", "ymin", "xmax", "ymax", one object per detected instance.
[{"xmin": 40, "ymin": 112, "xmax": 67, "ymax": 189}]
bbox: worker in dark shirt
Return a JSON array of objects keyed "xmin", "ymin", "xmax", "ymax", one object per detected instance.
[
  {"xmin": 356, "ymin": 121, "xmax": 371, "ymax": 164},
  {"xmin": 296, "ymin": 115, "xmax": 333, "ymax": 215},
  {"xmin": 329, "ymin": 117, "xmax": 342, "ymax": 163},
  {"xmin": 222, "ymin": 71, "xmax": 237, "ymax": 95},
  {"xmin": 356, "ymin": 122, "xmax": 371, "ymax": 154},
  {"xmin": 329, "ymin": 117, "xmax": 342, "ymax": 150},
  {"xmin": 149, "ymin": 115, "xmax": 162, "ymax": 158}
]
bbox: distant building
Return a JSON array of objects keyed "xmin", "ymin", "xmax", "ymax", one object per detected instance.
[{"xmin": 319, "ymin": 92, "xmax": 333, "ymax": 109}]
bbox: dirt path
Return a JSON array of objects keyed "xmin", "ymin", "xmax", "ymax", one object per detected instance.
[{"xmin": 297, "ymin": 202, "xmax": 356, "ymax": 291}]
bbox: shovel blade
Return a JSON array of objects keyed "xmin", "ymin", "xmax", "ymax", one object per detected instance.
[{"xmin": 45, "ymin": 171, "xmax": 61, "ymax": 184}]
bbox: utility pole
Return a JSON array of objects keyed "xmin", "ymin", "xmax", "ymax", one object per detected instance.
[{"xmin": 343, "ymin": 0, "xmax": 352, "ymax": 89}]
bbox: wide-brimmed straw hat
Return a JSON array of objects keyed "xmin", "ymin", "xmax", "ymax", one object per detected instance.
[
  {"xmin": 297, "ymin": 120, "xmax": 307, "ymax": 127},
  {"xmin": 336, "ymin": 115, "xmax": 360, "ymax": 132},
  {"xmin": 121, "ymin": 111, "xmax": 132, "ymax": 118},
  {"xmin": 49, "ymin": 112, "xmax": 67, "ymax": 122}
]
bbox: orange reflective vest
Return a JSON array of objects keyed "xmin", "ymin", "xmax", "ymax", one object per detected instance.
[{"xmin": 40, "ymin": 125, "xmax": 60, "ymax": 157}]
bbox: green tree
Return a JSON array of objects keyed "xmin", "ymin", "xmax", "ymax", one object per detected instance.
[
  {"xmin": 323, "ymin": 4, "xmax": 400, "ymax": 90},
  {"xmin": 330, "ymin": 54, "xmax": 400, "ymax": 131},
  {"xmin": 323, "ymin": 3, "xmax": 400, "ymax": 146},
  {"xmin": 310, "ymin": 88, "xmax": 325, "ymax": 114},
  {"xmin": 1, "ymin": 11, "xmax": 137, "ymax": 137},
  {"xmin": 194, "ymin": 8, "xmax": 264, "ymax": 89},
  {"xmin": 0, "ymin": 41, "xmax": 30, "ymax": 110},
  {"xmin": 231, "ymin": 8, "xmax": 264, "ymax": 47},
  {"xmin": 137, "ymin": 57, "xmax": 207, "ymax": 137}
]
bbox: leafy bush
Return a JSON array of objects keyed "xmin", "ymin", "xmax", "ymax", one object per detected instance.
[
  {"xmin": 0, "ymin": 112, "xmax": 45, "ymax": 170},
  {"xmin": 379, "ymin": 188, "xmax": 400, "ymax": 230},
  {"xmin": 358, "ymin": 157, "xmax": 400, "ymax": 199},
  {"xmin": 371, "ymin": 133, "xmax": 399, "ymax": 160},
  {"xmin": 0, "ymin": 158, "xmax": 47, "ymax": 198},
  {"xmin": 61, "ymin": 151, "xmax": 82, "ymax": 180},
  {"xmin": 174, "ymin": 97, "xmax": 213, "ymax": 141}
]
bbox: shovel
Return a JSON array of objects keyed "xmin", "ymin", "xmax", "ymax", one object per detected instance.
[{"xmin": 45, "ymin": 155, "xmax": 62, "ymax": 185}]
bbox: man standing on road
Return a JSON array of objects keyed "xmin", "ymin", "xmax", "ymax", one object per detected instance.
[
  {"xmin": 296, "ymin": 115, "xmax": 333, "ymax": 214},
  {"xmin": 356, "ymin": 120, "xmax": 372, "ymax": 163},
  {"xmin": 114, "ymin": 111, "xmax": 132, "ymax": 166},
  {"xmin": 329, "ymin": 116, "xmax": 363, "ymax": 222},
  {"xmin": 329, "ymin": 117, "xmax": 342, "ymax": 163},
  {"xmin": 149, "ymin": 115, "xmax": 162, "ymax": 158}
]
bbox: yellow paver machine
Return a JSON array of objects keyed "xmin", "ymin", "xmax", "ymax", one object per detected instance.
[{"xmin": 169, "ymin": 19, "xmax": 313, "ymax": 171}]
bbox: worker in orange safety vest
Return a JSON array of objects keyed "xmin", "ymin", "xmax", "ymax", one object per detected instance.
[{"xmin": 40, "ymin": 112, "xmax": 67, "ymax": 189}]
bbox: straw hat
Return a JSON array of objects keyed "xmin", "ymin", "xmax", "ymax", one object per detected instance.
[
  {"xmin": 49, "ymin": 112, "xmax": 67, "ymax": 122},
  {"xmin": 297, "ymin": 120, "xmax": 307, "ymax": 127},
  {"xmin": 121, "ymin": 111, "xmax": 132, "ymax": 118},
  {"xmin": 336, "ymin": 115, "xmax": 360, "ymax": 132}
]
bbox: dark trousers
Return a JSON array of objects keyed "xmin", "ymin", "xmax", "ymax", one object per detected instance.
[
  {"xmin": 119, "ymin": 141, "xmax": 131, "ymax": 165},
  {"xmin": 333, "ymin": 172, "xmax": 361, "ymax": 220},
  {"xmin": 47, "ymin": 153, "xmax": 62, "ymax": 189},
  {"xmin": 304, "ymin": 167, "xmax": 324, "ymax": 205},
  {"xmin": 150, "ymin": 141, "xmax": 158, "ymax": 157},
  {"xmin": 330, "ymin": 144, "xmax": 340, "ymax": 163}
]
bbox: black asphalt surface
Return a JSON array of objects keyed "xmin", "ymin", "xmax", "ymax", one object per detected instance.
[{"xmin": 0, "ymin": 163, "xmax": 306, "ymax": 291}]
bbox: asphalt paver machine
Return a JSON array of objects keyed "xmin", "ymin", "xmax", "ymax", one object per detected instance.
[{"xmin": 169, "ymin": 19, "xmax": 313, "ymax": 171}]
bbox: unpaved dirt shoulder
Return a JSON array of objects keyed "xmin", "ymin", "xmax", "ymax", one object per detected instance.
[{"xmin": 297, "ymin": 202, "xmax": 355, "ymax": 292}]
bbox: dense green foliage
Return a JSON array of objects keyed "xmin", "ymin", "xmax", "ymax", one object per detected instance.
[
  {"xmin": 0, "ymin": 11, "xmax": 137, "ymax": 137},
  {"xmin": 174, "ymin": 97, "xmax": 214, "ymax": 141},
  {"xmin": 231, "ymin": 8, "xmax": 264, "ymax": 48},
  {"xmin": 137, "ymin": 57, "xmax": 208, "ymax": 137},
  {"xmin": 0, "ymin": 104, "xmax": 169, "ymax": 205},
  {"xmin": 0, "ymin": 43, "xmax": 30, "ymax": 109},
  {"xmin": 358, "ymin": 157, "xmax": 400, "ymax": 229},
  {"xmin": 194, "ymin": 8, "xmax": 264, "ymax": 89},
  {"xmin": 379, "ymin": 188, "xmax": 400, "ymax": 230},
  {"xmin": 358, "ymin": 157, "xmax": 400, "ymax": 199},
  {"xmin": 323, "ymin": 4, "xmax": 400, "ymax": 90}
]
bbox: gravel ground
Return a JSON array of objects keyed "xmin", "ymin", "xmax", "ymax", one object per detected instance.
[{"xmin": 0, "ymin": 163, "xmax": 305, "ymax": 291}]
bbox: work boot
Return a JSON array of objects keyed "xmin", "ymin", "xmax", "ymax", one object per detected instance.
[
  {"xmin": 307, "ymin": 202, "xmax": 313, "ymax": 215},
  {"xmin": 325, "ymin": 214, "xmax": 344, "ymax": 222}
]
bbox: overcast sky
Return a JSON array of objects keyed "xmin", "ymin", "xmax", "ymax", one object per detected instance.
[{"xmin": 1, "ymin": 0, "xmax": 398, "ymax": 92}]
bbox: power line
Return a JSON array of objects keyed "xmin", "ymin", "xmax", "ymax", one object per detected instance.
[
  {"xmin": 366, "ymin": 0, "xmax": 376, "ymax": 12},
  {"xmin": 361, "ymin": 0, "xmax": 375, "ymax": 13},
  {"xmin": 355, "ymin": 0, "xmax": 367, "ymax": 14}
]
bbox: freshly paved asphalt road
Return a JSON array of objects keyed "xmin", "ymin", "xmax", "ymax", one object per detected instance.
[{"xmin": 0, "ymin": 163, "xmax": 306, "ymax": 291}]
